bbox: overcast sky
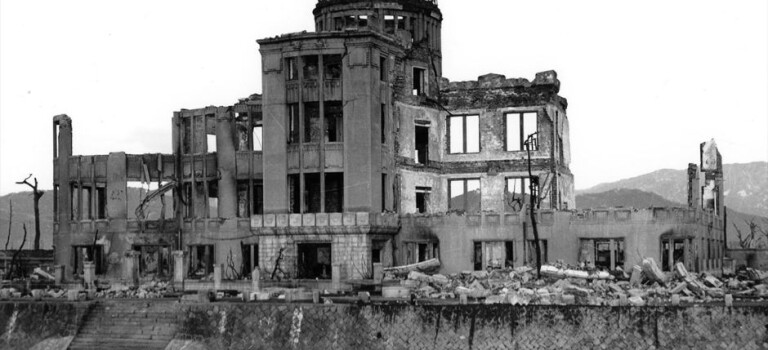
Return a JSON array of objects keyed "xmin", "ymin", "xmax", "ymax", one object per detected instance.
[{"xmin": 1, "ymin": 0, "xmax": 766, "ymax": 195}]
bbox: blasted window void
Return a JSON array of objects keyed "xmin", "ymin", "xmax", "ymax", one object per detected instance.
[
  {"xmin": 415, "ymin": 125, "xmax": 429, "ymax": 164},
  {"xmin": 381, "ymin": 174, "xmax": 387, "ymax": 211},
  {"xmin": 412, "ymin": 67, "xmax": 425, "ymax": 96},
  {"xmin": 333, "ymin": 17, "xmax": 344, "ymax": 30},
  {"xmin": 381, "ymin": 104, "xmax": 387, "ymax": 143},
  {"xmin": 253, "ymin": 181, "xmax": 264, "ymax": 215},
  {"xmin": 325, "ymin": 173, "xmax": 344, "ymax": 213},
  {"xmin": 95, "ymin": 185, "xmax": 106, "ymax": 219},
  {"xmin": 526, "ymin": 240, "xmax": 548, "ymax": 266},
  {"xmin": 297, "ymin": 243, "xmax": 332, "ymax": 279},
  {"xmin": 384, "ymin": 15, "xmax": 395, "ymax": 33},
  {"xmin": 236, "ymin": 181, "xmax": 262, "ymax": 217},
  {"xmin": 253, "ymin": 125, "xmax": 263, "ymax": 151},
  {"xmin": 133, "ymin": 245, "xmax": 170, "ymax": 278},
  {"xmin": 236, "ymin": 118, "xmax": 250, "ymax": 151},
  {"xmin": 415, "ymin": 186, "xmax": 431, "ymax": 214},
  {"xmin": 473, "ymin": 241, "xmax": 515, "ymax": 271},
  {"xmin": 345, "ymin": 15, "xmax": 357, "ymax": 28},
  {"xmin": 449, "ymin": 178, "xmax": 480, "ymax": 212},
  {"xmin": 207, "ymin": 181, "xmax": 218, "ymax": 218},
  {"xmin": 241, "ymin": 243, "xmax": 259, "ymax": 277},
  {"xmin": 303, "ymin": 56, "xmax": 319, "ymax": 80},
  {"xmin": 324, "ymin": 54, "xmax": 342, "ymax": 80},
  {"xmin": 72, "ymin": 245, "xmax": 105, "ymax": 277},
  {"xmin": 188, "ymin": 245, "xmax": 215, "ymax": 279},
  {"xmin": 702, "ymin": 180, "xmax": 717, "ymax": 213},
  {"xmin": 207, "ymin": 134, "xmax": 217, "ymax": 153},
  {"xmin": 305, "ymin": 173, "xmax": 322, "ymax": 213},
  {"xmin": 286, "ymin": 57, "xmax": 298, "ymax": 81},
  {"xmin": 505, "ymin": 112, "xmax": 538, "ymax": 151},
  {"xmin": 288, "ymin": 104, "xmax": 299, "ymax": 144},
  {"xmin": 405, "ymin": 242, "xmax": 437, "ymax": 265},
  {"xmin": 380, "ymin": 56, "xmax": 388, "ymax": 82},
  {"xmin": 448, "ymin": 115, "xmax": 479, "ymax": 154},
  {"xmin": 505, "ymin": 177, "xmax": 538, "ymax": 212},
  {"xmin": 661, "ymin": 239, "xmax": 686, "ymax": 271},
  {"xmin": 288, "ymin": 174, "xmax": 301, "ymax": 214},
  {"xmin": 325, "ymin": 101, "xmax": 343, "ymax": 142},
  {"xmin": 304, "ymin": 102, "xmax": 321, "ymax": 143},
  {"xmin": 182, "ymin": 117, "xmax": 192, "ymax": 154},
  {"xmin": 70, "ymin": 184, "xmax": 79, "ymax": 220},
  {"xmin": 372, "ymin": 239, "xmax": 387, "ymax": 264},
  {"xmin": 53, "ymin": 185, "xmax": 59, "ymax": 222},
  {"xmin": 409, "ymin": 17, "xmax": 416, "ymax": 40},
  {"xmin": 580, "ymin": 239, "xmax": 625, "ymax": 270},
  {"xmin": 359, "ymin": 15, "xmax": 368, "ymax": 27},
  {"xmin": 397, "ymin": 16, "xmax": 406, "ymax": 30}
]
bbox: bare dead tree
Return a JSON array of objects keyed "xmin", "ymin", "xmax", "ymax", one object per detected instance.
[
  {"xmin": 16, "ymin": 174, "xmax": 44, "ymax": 250},
  {"xmin": 5, "ymin": 224, "xmax": 27, "ymax": 280},
  {"xmin": 4, "ymin": 201, "xmax": 11, "ymax": 250},
  {"xmin": 525, "ymin": 132, "xmax": 543, "ymax": 278},
  {"xmin": 271, "ymin": 247, "xmax": 286, "ymax": 280},
  {"xmin": 732, "ymin": 222, "xmax": 753, "ymax": 248}
]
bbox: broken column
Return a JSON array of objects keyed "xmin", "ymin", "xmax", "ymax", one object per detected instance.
[
  {"xmin": 216, "ymin": 109, "xmax": 237, "ymax": 219},
  {"xmin": 251, "ymin": 269, "xmax": 260, "ymax": 291},
  {"xmin": 122, "ymin": 250, "xmax": 139, "ymax": 286},
  {"xmin": 173, "ymin": 250, "xmax": 186, "ymax": 283},
  {"xmin": 83, "ymin": 261, "xmax": 96, "ymax": 289}
]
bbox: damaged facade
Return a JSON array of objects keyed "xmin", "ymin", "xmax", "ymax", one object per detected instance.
[{"xmin": 51, "ymin": 0, "xmax": 724, "ymax": 284}]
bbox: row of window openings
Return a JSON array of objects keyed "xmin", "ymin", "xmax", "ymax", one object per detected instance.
[
  {"xmin": 182, "ymin": 118, "xmax": 263, "ymax": 154},
  {"xmin": 448, "ymin": 112, "xmax": 538, "ymax": 155},
  {"xmin": 182, "ymin": 181, "xmax": 263, "ymax": 219},
  {"xmin": 473, "ymin": 241, "xmax": 548, "ymax": 271},
  {"xmin": 660, "ymin": 238, "xmax": 724, "ymax": 272},
  {"xmin": 435, "ymin": 177, "xmax": 538, "ymax": 213},
  {"xmin": 286, "ymin": 55, "xmax": 342, "ymax": 81},
  {"xmin": 320, "ymin": 15, "xmax": 434, "ymax": 46}
]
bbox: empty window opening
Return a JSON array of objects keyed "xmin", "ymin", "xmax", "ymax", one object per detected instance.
[
  {"xmin": 381, "ymin": 104, "xmax": 387, "ymax": 143},
  {"xmin": 661, "ymin": 239, "xmax": 686, "ymax": 271},
  {"xmin": 253, "ymin": 125, "xmax": 263, "ymax": 151},
  {"xmin": 473, "ymin": 242, "xmax": 483, "ymax": 271},
  {"xmin": 133, "ymin": 245, "xmax": 170, "ymax": 278},
  {"xmin": 473, "ymin": 241, "xmax": 514, "ymax": 271},
  {"xmin": 70, "ymin": 184, "xmax": 80, "ymax": 220},
  {"xmin": 236, "ymin": 181, "xmax": 249, "ymax": 218},
  {"xmin": 188, "ymin": 245, "xmax": 215, "ymax": 279},
  {"xmin": 207, "ymin": 181, "xmax": 218, "ymax": 218},
  {"xmin": 324, "ymin": 54, "xmax": 342, "ymax": 80},
  {"xmin": 303, "ymin": 56, "xmax": 319, "ymax": 80},
  {"xmin": 397, "ymin": 16, "xmax": 406, "ymax": 30},
  {"xmin": 505, "ymin": 177, "xmax": 538, "ymax": 212},
  {"xmin": 304, "ymin": 102, "xmax": 321, "ymax": 143},
  {"xmin": 207, "ymin": 134, "xmax": 217, "ymax": 153},
  {"xmin": 418, "ymin": 243, "xmax": 427, "ymax": 262},
  {"xmin": 381, "ymin": 174, "xmax": 387, "ymax": 211},
  {"xmin": 409, "ymin": 17, "xmax": 416, "ymax": 40},
  {"xmin": 325, "ymin": 172, "xmax": 344, "ymax": 213},
  {"xmin": 288, "ymin": 174, "xmax": 301, "ymax": 214},
  {"xmin": 345, "ymin": 15, "xmax": 357, "ymax": 28},
  {"xmin": 358, "ymin": 15, "xmax": 368, "ymax": 27},
  {"xmin": 333, "ymin": 17, "xmax": 344, "ymax": 31},
  {"xmin": 82, "ymin": 186, "xmax": 92, "ymax": 220},
  {"xmin": 182, "ymin": 117, "xmax": 192, "ymax": 154},
  {"xmin": 286, "ymin": 57, "xmax": 298, "ymax": 81},
  {"xmin": 526, "ymin": 239, "xmax": 548, "ymax": 266},
  {"xmin": 384, "ymin": 15, "xmax": 395, "ymax": 33},
  {"xmin": 379, "ymin": 56, "xmax": 388, "ymax": 82},
  {"xmin": 405, "ymin": 241, "xmax": 437, "ymax": 265},
  {"xmin": 412, "ymin": 67, "xmax": 425, "ymax": 96},
  {"xmin": 241, "ymin": 243, "xmax": 259, "ymax": 277},
  {"xmin": 252, "ymin": 181, "xmax": 264, "ymax": 215},
  {"xmin": 448, "ymin": 115, "xmax": 479, "ymax": 154},
  {"xmin": 304, "ymin": 173, "xmax": 322, "ymax": 213},
  {"xmin": 505, "ymin": 112, "xmax": 538, "ymax": 151},
  {"xmin": 236, "ymin": 119, "xmax": 250, "ymax": 151},
  {"xmin": 415, "ymin": 125, "xmax": 429, "ymax": 164},
  {"xmin": 505, "ymin": 242, "xmax": 515, "ymax": 268},
  {"xmin": 288, "ymin": 104, "xmax": 300, "ymax": 144},
  {"xmin": 371, "ymin": 239, "xmax": 388, "ymax": 269},
  {"xmin": 449, "ymin": 179, "xmax": 480, "ymax": 212},
  {"xmin": 72, "ymin": 245, "xmax": 105, "ymax": 277},
  {"xmin": 325, "ymin": 101, "xmax": 343, "ymax": 142},
  {"xmin": 415, "ymin": 186, "xmax": 431, "ymax": 214},
  {"xmin": 297, "ymin": 243, "xmax": 332, "ymax": 279}
]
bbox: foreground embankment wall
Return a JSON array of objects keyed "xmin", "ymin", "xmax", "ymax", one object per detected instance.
[{"xmin": 3, "ymin": 301, "xmax": 768, "ymax": 349}]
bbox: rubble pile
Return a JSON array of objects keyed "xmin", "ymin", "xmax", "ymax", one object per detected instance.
[
  {"xmin": 384, "ymin": 258, "xmax": 768, "ymax": 306},
  {"xmin": 0, "ymin": 280, "xmax": 174, "ymax": 301}
]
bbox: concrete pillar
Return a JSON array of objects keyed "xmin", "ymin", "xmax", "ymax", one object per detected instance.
[
  {"xmin": 251, "ymin": 269, "xmax": 260, "ymax": 292},
  {"xmin": 332, "ymin": 263, "xmax": 342, "ymax": 291},
  {"xmin": 214, "ymin": 264, "xmax": 223, "ymax": 290},
  {"xmin": 122, "ymin": 250, "xmax": 139, "ymax": 286},
  {"xmin": 216, "ymin": 109, "xmax": 237, "ymax": 218},
  {"xmin": 83, "ymin": 261, "xmax": 96, "ymax": 289},
  {"xmin": 54, "ymin": 265, "xmax": 65, "ymax": 285},
  {"xmin": 173, "ymin": 251, "xmax": 186, "ymax": 283},
  {"xmin": 53, "ymin": 115, "xmax": 73, "ymax": 280},
  {"xmin": 373, "ymin": 263, "xmax": 383, "ymax": 283}
]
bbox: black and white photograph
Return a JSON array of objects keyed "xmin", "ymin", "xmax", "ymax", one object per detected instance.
[{"xmin": 1, "ymin": 0, "xmax": 767, "ymax": 348}]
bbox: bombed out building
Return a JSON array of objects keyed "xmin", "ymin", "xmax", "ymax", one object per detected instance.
[{"xmin": 51, "ymin": 0, "xmax": 724, "ymax": 285}]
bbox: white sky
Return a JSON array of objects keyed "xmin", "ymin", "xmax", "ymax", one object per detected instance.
[{"xmin": 1, "ymin": 0, "xmax": 767, "ymax": 195}]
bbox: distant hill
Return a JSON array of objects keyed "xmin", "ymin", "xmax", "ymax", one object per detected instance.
[{"xmin": 579, "ymin": 162, "xmax": 768, "ymax": 217}]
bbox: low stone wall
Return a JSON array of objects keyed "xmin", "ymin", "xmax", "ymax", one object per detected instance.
[
  {"xmin": 176, "ymin": 303, "xmax": 768, "ymax": 350},
  {"xmin": 4, "ymin": 301, "xmax": 768, "ymax": 349},
  {"xmin": 0, "ymin": 301, "xmax": 92, "ymax": 350}
]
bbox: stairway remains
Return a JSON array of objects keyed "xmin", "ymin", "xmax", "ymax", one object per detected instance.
[{"xmin": 68, "ymin": 300, "xmax": 180, "ymax": 350}]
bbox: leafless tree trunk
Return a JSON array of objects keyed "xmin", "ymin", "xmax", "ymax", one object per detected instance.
[
  {"xmin": 4, "ymin": 201, "xmax": 11, "ymax": 250},
  {"xmin": 5, "ymin": 224, "xmax": 27, "ymax": 280},
  {"xmin": 525, "ymin": 133, "xmax": 542, "ymax": 278},
  {"xmin": 16, "ymin": 174, "xmax": 44, "ymax": 250}
]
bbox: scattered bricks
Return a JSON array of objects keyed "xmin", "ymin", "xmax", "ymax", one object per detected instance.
[
  {"xmin": 674, "ymin": 262, "xmax": 690, "ymax": 279},
  {"xmin": 670, "ymin": 282, "xmax": 687, "ymax": 294},
  {"xmin": 628, "ymin": 296, "xmax": 645, "ymax": 306},
  {"xmin": 630, "ymin": 266, "xmax": 642, "ymax": 287},
  {"xmin": 31, "ymin": 289, "xmax": 44, "ymax": 301},
  {"xmin": 725, "ymin": 294, "xmax": 733, "ymax": 307},
  {"xmin": 671, "ymin": 294, "xmax": 680, "ymax": 305},
  {"xmin": 619, "ymin": 294, "xmax": 628, "ymax": 306},
  {"xmin": 459, "ymin": 294, "xmax": 468, "ymax": 305},
  {"xmin": 642, "ymin": 258, "xmax": 667, "ymax": 286},
  {"xmin": 484, "ymin": 295, "xmax": 506, "ymax": 304},
  {"xmin": 703, "ymin": 274, "xmax": 724, "ymax": 289}
]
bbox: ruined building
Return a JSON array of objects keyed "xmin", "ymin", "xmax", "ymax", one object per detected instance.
[{"xmin": 51, "ymin": 0, "xmax": 723, "ymax": 284}]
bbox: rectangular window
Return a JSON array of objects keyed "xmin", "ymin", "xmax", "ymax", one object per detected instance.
[
  {"xmin": 253, "ymin": 125, "xmax": 263, "ymax": 151},
  {"xmin": 448, "ymin": 178, "xmax": 481, "ymax": 212},
  {"xmin": 288, "ymin": 174, "xmax": 301, "ymax": 214},
  {"xmin": 325, "ymin": 101, "xmax": 343, "ymax": 142},
  {"xmin": 188, "ymin": 245, "xmax": 215, "ymax": 279},
  {"xmin": 448, "ymin": 115, "xmax": 480, "ymax": 154},
  {"xmin": 133, "ymin": 245, "xmax": 170, "ymax": 278},
  {"xmin": 303, "ymin": 56, "xmax": 319, "ymax": 80},
  {"xmin": 504, "ymin": 177, "xmax": 538, "ymax": 212},
  {"xmin": 412, "ymin": 67, "xmax": 425, "ymax": 96},
  {"xmin": 323, "ymin": 54, "xmax": 342, "ymax": 80},
  {"xmin": 380, "ymin": 56, "xmax": 388, "ymax": 82},
  {"xmin": 297, "ymin": 243, "xmax": 332, "ymax": 279},
  {"xmin": 304, "ymin": 173, "xmax": 322, "ymax": 213},
  {"xmin": 415, "ymin": 186, "xmax": 431, "ymax": 214},
  {"xmin": 334, "ymin": 17, "xmax": 344, "ymax": 30},
  {"xmin": 288, "ymin": 104, "xmax": 299, "ymax": 144},
  {"xmin": 505, "ymin": 112, "xmax": 538, "ymax": 151},
  {"xmin": 241, "ymin": 243, "xmax": 259, "ymax": 277},
  {"xmin": 325, "ymin": 172, "xmax": 344, "ymax": 213},
  {"xmin": 304, "ymin": 102, "xmax": 320, "ymax": 143},
  {"xmin": 581, "ymin": 238, "xmax": 625, "ymax": 270},
  {"xmin": 358, "ymin": 15, "xmax": 368, "ymax": 27},
  {"xmin": 381, "ymin": 174, "xmax": 387, "ymax": 211},
  {"xmin": 72, "ymin": 245, "xmax": 105, "ymax": 276},
  {"xmin": 415, "ymin": 125, "xmax": 429, "ymax": 163},
  {"xmin": 207, "ymin": 181, "xmax": 218, "ymax": 218},
  {"xmin": 397, "ymin": 16, "xmax": 406, "ymax": 30},
  {"xmin": 384, "ymin": 15, "xmax": 395, "ymax": 33},
  {"xmin": 286, "ymin": 57, "xmax": 298, "ymax": 81},
  {"xmin": 381, "ymin": 104, "xmax": 387, "ymax": 144},
  {"xmin": 207, "ymin": 134, "xmax": 217, "ymax": 153}
]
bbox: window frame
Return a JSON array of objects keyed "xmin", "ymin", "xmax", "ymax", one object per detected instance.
[
  {"xmin": 504, "ymin": 176, "xmax": 538, "ymax": 212},
  {"xmin": 504, "ymin": 111, "xmax": 539, "ymax": 152},
  {"xmin": 447, "ymin": 114, "xmax": 481, "ymax": 154},
  {"xmin": 448, "ymin": 178, "xmax": 481, "ymax": 212}
]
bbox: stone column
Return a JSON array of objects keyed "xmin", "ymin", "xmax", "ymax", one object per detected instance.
[
  {"xmin": 332, "ymin": 263, "xmax": 343, "ymax": 291},
  {"xmin": 173, "ymin": 251, "xmax": 186, "ymax": 283},
  {"xmin": 54, "ymin": 265, "xmax": 65, "ymax": 286},
  {"xmin": 83, "ymin": 261, "xmax": 96, "ymax": 289},
  {"xmin": 251, "ymin": 269, "xmax": 260, "ymax": 292},
  {"xmin": 213, "ymin": 264, "xmax": 223, "ymax": 290},
  {"xmin": 373, "ymin": 263, "xmax": 383, "ymax": 283},
  {"xmin": 122, "ymin": 250, "xmax": 139, "ymax": 286}
]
